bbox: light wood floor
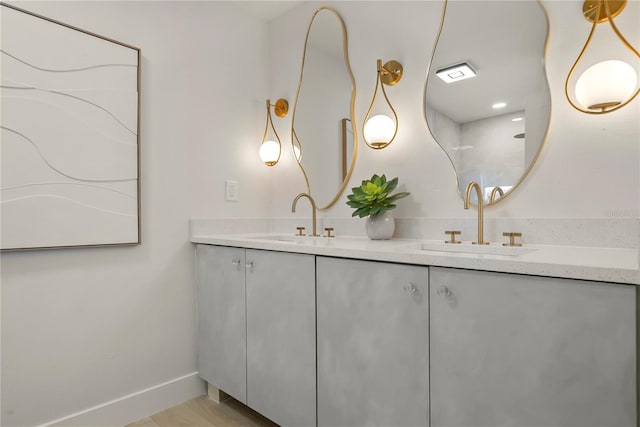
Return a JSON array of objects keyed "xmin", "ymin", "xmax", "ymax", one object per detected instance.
[{"xmin": 126, "ymin": 395, "xmax": 279, "ymax": 427}]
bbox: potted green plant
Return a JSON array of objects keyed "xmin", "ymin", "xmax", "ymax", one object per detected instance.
[{"xmin": 346, "ymin": 174, "xmax": 410, "ymax": 239}]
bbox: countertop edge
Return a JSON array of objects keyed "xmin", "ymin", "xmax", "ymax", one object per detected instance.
[{"xmin": 191, "ymin": 234, "xmax": 639, "ymax": 286}]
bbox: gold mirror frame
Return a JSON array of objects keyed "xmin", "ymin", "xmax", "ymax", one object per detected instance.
[
  {"xmin": 424, "ymin": 0, "xmax": 552, "ymax": 207},
  {"xmin": 291, "ymin": 6, "xmax": 357, "ymax": 210}
]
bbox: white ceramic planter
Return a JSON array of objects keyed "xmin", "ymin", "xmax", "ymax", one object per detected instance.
[{"xmin": 365, "ymin": 211, "xmax": 395, "ymax": 240}]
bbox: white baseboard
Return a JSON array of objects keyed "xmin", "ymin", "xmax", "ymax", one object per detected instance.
[{"xmin": 38, "ymin": 372, "xmax": 206, "ymax": 427}]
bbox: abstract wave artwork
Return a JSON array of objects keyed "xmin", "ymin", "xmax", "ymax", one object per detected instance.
[{"xmin": 1, "ymin": 4, "xmax": 140, "ymax": 250}]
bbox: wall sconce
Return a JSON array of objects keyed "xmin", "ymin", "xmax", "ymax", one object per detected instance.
[
  {"xmin": 565, "ymin": 0, "xmax": 639, "ymax": 114},
  {"xmin": 259, "ymin": 98, "xmax": 288, "ymax": 166},
  {"xmin": 363, "ymin": 59, "xmax": 403, "ymax": 149}
]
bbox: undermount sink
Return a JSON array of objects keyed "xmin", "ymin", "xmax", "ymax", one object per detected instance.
[
  {"xmin": 415, "ymin": 241, "xmax": 536, "ymax": 257},
  {"xmin": 252, "ymin": 235, "xmax": 299, "ymax": 242},
  {"xmin": 251, "ymin": 234, "xmax": 331, "ymax": 245}
]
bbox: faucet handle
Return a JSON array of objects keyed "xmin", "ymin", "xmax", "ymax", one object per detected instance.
[
  {"xmin": 502, "ymin": 232, "xmax": 523, "ymax": 247},
  {"xmin": 296, "ymin": 226, "xmax": 306, "ymax": 236},
  {"xmin": 323, "ymin": 227, "xmax": 335, "ymax": 238},
  {"xmin": 444, "ymin": 230, "xmax": 462, "ymax": 244}
]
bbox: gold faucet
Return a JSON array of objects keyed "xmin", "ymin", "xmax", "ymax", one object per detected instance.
[
  {"xmin": 464, "ymin": 181, "xmax": 489, "ymax": 245},
  {"xmin": 291, "ymin": 193, "xmax": 320, "ymax": 237},
  {"xmin": 489, "ymin": 186, "xmax": 504, "ymax": 203}
]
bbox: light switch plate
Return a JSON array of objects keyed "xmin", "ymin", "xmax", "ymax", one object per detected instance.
[{"xmin": 225, "ymin": 180, "xmax": 238, "ymax": 201}]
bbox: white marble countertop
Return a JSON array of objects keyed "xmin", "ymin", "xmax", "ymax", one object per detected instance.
[{"xmin": 191, "ymin": 233, "xmax": 639, "ymax": 285}]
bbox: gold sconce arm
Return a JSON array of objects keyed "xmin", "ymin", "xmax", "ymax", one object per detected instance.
[
  {"xmin": 363, "ymin": 59, "xmax": 403, "ymax": 150},
  {"xmin": 259, "ymin": 98, "xmax": 289, "ymax": 167},
  {"xmin": 565, "ymin": 0, "xmax": 639, "ymax": 114}
]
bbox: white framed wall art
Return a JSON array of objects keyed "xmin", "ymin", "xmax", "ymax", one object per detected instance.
[{"xmin": 1, "ymin": 3, "xmax": 141, "ymax": 251}]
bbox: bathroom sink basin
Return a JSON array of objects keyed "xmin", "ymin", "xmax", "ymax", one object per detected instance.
[
  {"xmin": 252, "ymin": 235, "xmax": 301, "ymax": 242},
  {"xmin": 416, "ymin": 241, "xmax": 536, "ymax": 257},
  {"xmin": 251, "ymin": 234, "xmax": 330, "ymax": 245}
]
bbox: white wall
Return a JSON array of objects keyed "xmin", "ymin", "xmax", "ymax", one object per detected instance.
[
  {"xmin": 1, "ymin": 2, "xmax": 269, "ymax": 426},
  {"xmin": 266, "ymin": 0, "xmax": 640, "ymax": 221}
]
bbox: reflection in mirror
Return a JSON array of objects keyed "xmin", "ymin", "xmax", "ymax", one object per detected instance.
[
  {"xmin": 292, "ymin": 7, "xmax": 356, "ymax": 210},
  {"xmin": 425, "ymin": 0, "xmax": 550, "ymax": 205},
  {"xmin": 341, "ymin": 118, "xmax": 354, "ymax": 180}
]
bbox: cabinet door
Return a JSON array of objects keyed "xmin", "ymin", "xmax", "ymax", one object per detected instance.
[
  {"xmin": 246, "ymin": 250, "xmax": 316, "ymax": 427},
  {"xmin": 317, "ymin": 257, "xmax": 429, "ymax": 427},
  {"xmin": 430, "ymin": 267, "xmax": 636, "ymax": 427},
  {"xmin": 196, "ymin": 245, "xmax": 247, "ymax": 403}
]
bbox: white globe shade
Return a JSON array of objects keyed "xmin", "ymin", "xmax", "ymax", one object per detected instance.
[
  {"xmin": 363, "ymin": 114, "xmax": 396, "ymax": 146},
  {"xmin": 575, "ymin": 60, "xmax": 638, "ymax": 110},
  {"xmin": 259, "ymin": 140, "xmax": 280, "ymax": 165}
]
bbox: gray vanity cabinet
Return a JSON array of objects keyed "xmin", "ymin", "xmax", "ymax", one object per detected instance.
[
  {"xmin": 196, "ymin": 245, "xmax": 316, "ymax": 427},
  {"xmin": 245, "ymin": 249, "xmax": 316, "ymax": 427},
  {"xmin": 430, "ymin": 266, "xmax": 636, "ymax": 427},
  {"xmin": 196, "ymin": 244, "xmax": 247, "ymax": 403},
  {"xmin": 316, "ymin": 257, "xmax": 430, "ymax": 427}
]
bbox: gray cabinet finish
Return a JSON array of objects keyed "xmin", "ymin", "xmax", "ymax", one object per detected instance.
[
  {"xmin": 196, "ymin": 244, "xmax": 247, "ymax": 403},
  {"xmin": 430, "ymin": 267, "xmax": 636, "ymax": 427},
  {"xmin": 197, "ymin": 246, "xmax": 316, "ymax": 426},
  {"xmin": 246, "ymin": 249, "xmax": 316, "ymax": 427},
  {"xmin": 316, "ymin": 257, "xmax": 429, "ymax": 427},
  {"xmin": 198, "ymin": 245, "xmax": 636, "ymax": 427}
]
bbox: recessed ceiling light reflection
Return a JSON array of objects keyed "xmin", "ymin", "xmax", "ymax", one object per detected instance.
[
  {"xmin": 492, "ymin": 102, "xmax": 507, "ymax": 109},
  {"xmin": 511, "ymin": 117, "xmax": 523, "ymax": 122},
  {"xmin": 450, "ymin": 145, "xmax": 474, "ymax": 151},
  {"xmin": 435, "ymin": 63, "xmax": 477, "ymax": 84}
]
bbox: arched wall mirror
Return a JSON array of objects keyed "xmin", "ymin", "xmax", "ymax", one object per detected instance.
[
  {"xmin": 292, "ymin": 7, "xmax": 357, "ymax": 210},
  {"xmin": 424, "ymin": 0, "xmax": 551, "ymax": 205}
]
